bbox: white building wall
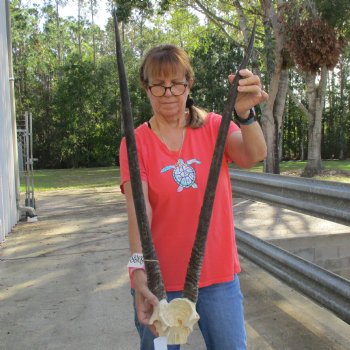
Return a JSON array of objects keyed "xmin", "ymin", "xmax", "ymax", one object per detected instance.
[{"xmin": 0, "ymin": 1, "xmax": 18, "ymax": 242}]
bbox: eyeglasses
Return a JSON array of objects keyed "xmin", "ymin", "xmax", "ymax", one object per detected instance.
[{"xmin": 148, "ymin": 82, "xmax": 188, "ymax": 97}]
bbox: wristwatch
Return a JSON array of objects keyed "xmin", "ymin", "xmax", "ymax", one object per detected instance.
[{"xmin": 234, "ymin": 108, "xmax": 256, "ymax": 125}]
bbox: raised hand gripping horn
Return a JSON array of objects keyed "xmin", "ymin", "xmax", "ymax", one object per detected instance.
[
  {"xmin": 114, "ymin": 10, "xmax": 256, "ymax": 344},
  {"xmin": 183, "ymin": 18, "xmax": 257, "ymax": 303},
  {"xmin": 113, "ymin": 11, "xmax": 166, "ymax": 302}
]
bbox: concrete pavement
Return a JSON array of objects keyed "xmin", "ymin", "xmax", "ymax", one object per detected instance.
[{"xmin": 0, "ymin": 187, "xmax": 349, "ymax": 349}]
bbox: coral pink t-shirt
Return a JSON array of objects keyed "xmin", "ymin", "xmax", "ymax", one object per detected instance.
[{"xmin": 120, "ymin": 112, "xmax": 241, "ymax": 291}]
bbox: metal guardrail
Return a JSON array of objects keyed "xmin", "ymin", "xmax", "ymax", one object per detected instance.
[
  {"xmin": 229, "ymin": 170, "xmax": 350, "ymax": 323},
  {"xmin": 236, "ymin": 228, "xmax": 350, "ymax": 324},
  {"xmin": 230, "ymin": 169, "xmax": 350, "ymax": 226}
]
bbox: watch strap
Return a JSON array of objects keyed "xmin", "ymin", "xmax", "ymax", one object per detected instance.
[{"xmin": 234, "ymin": 108, "xmax": 256, "ymax": 125}]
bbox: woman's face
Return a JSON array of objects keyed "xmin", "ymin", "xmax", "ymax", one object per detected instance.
[{"xmin": 146, "ymin": 72, "xmax": 192, "ymax": 121}]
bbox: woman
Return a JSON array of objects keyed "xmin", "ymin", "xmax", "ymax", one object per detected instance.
[{"xmin": 119, "ymin": 44, "xmax": 268, "ymax": 350}]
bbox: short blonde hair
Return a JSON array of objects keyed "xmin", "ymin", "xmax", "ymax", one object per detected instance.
[{"xmin": 140, "ymin": 44, "xmax": 206, "ymax": 128}]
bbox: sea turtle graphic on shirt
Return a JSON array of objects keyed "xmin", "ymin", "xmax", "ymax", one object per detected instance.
[{"xmin": 161, "ymin": 158, "xmax": 201, "ymax": 192}]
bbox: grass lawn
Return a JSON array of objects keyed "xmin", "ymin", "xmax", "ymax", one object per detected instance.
[
  {"xmin": 23, "ymin": 160, "xmax": 350, "ymax": 192},
  {"xmin": 236, "ymin": 159, "xmax": 350, "ymax": 183},
  {"xmin": 21, "ymin": 166, "xmax": 120, "ymax": 192}
]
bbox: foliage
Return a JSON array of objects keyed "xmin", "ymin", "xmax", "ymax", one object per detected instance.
[
  {"xmin": 279, "ymin": 0, "xmax": 350, "ymax": 178},
  {"xmin": 190, "ymin": 29, "xmax": 241, "ymax": 113},
  {"xmin": 314, "ymin": 0, "xmax": 350, "ymax": 35},
  {"xmin": 10, "ymin": 0, "xmax": 350, "ymax": 171},
  {"xmin": 283, "ymin": 4, "xmax": 346, "ymax": 73},
  {"xmin": 114, "ymin": 0, "xmax": 153, "ymax": 23},
  {"xmin": 11, "ymin": 0, "xmax": 121, "ymax": 169}
]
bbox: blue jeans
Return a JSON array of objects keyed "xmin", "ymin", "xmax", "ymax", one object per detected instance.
[{"xmin": 131, "ymin": 275, "xmax": 247, "ymax": 350}]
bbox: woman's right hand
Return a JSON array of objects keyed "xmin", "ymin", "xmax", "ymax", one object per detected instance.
[{"xmin": 133, "ymin": 269, "xmax": 160, "ymax": 336}]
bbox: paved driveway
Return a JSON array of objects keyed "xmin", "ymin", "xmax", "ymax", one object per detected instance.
[{"xmin": 1, "ymin": 187, "xmax": 349, "ymax": 349}]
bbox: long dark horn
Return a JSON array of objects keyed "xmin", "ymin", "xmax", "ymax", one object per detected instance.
[
  {"xmin": 183, "ymin": 19, "xmax": 257, "ymax": 302},
  {"xmin": 113, "ymin": 10, "xmax": 166, "ymax": 301}
]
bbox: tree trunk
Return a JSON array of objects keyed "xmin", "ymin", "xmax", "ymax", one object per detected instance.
[
  {"xmin": 300, "ymin": 120, "xmax": 305, "ymax": 161},
  {"xmin": 263, "ymin": 69, "xmax": 289, "ymax": 174},
  {"xmin": 303, "ymin": 66, "xmax": 327, "ymax": 176},
  {"xmin": 56, "ymin": 0, "xmax": 61, "ymax": 65},
  {"xmin": 90, "ymin": 0, "xmax": 96, "ymax": 66},
  {"xmin": 275, "ymin": 69, "xmax": 289, "ymax": 164},
  {"xmin": 78, "ymin": 0, "xmax": 82, "ymax": 56},
  {"xmin": 260, "ymin": 0, "xmax": 286, "ymax": 174},
  {"xmin": 261, "ymin": 76, "xmax": 288, "ymax": 174},
  {"xmin": 339, "ymin": 58, "xmax": 345, "ymax": 159}
]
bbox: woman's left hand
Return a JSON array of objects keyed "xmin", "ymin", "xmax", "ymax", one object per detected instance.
[{"xmin": 229, "ymin": 69, "xmax": 268, "ymax": 119}]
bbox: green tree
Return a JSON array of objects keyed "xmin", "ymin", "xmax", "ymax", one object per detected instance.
[
  {"xmin": 190, "ymin": 28, "xmax": 241, "ymax": 113},
  {"xmin": 283, "ymin": 1, "xmax": 347, "ymax": 176},
  {"xmin": 11, "ymin": 0, "xmax": 350, "ymax": 170}
]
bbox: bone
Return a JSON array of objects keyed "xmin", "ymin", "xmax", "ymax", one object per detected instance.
[{"xmin": 149, "ymin": 298, "xmax": 200, "ymax": 345}]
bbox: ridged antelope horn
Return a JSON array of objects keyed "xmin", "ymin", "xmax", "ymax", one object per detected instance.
[
  {"xmin": 183, "ymin": 19, "xmax": 257, "ymax": 303},
  {"xmin": 113, "ymin": 10, "xmax": 166, "ymax": 302}
]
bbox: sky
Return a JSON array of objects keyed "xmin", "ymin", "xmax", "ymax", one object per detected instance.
[
  {"xmin": 22, "ymin": 0, "xmax": 111, "ymax": 29},
  {"xmin": 60, "ymin": 0, "xmax": 111, "ymax": 28},
  {"xmin": 24, "ymin": 1, "xmax": 204, "ymax": 30}
]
